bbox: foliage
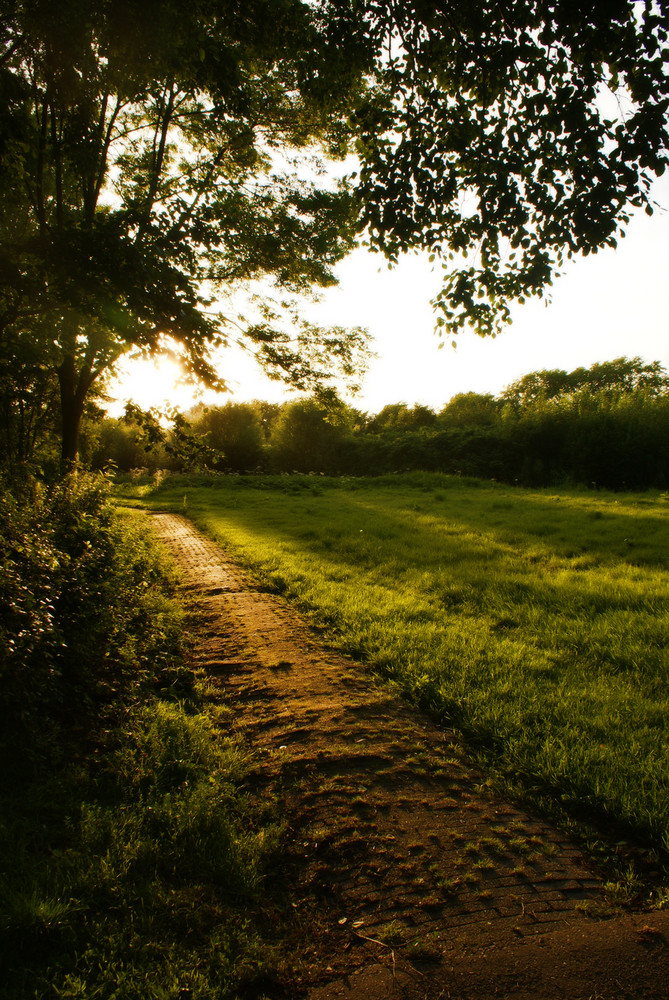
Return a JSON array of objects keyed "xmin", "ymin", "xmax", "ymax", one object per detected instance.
[
  {"xmin": 0, "ymin": 472, "xmax": 184, "ymax": 764},
  {"xmin": 188, "ymin": 401, "xmax": 266, "ymax": 471},
  {"xmin": 502, "ymin": 357, "xmax": 669, "ymax": 408},
  {"xmin": 90, "ymin": 416, "xmax": 164, "ymax": 473},
  {"xmin": 91, "ymin": 356, "xmax": 669, "ymax": 487},
  {"xmin": 268, "ymin": 396, "xmax": 353, "ymax": 472},
  {"xmin": 0, "ymin": 480, "xmax": 289, "ymax": 998},
  {"xmin": 0, "ymin": 480, "xmax": 62, "ymax": 730},
  {"xmin": 346, "ymin": 1, "xmax": 669, "ymax": 337},
  {"xmin": 0, "ymin": 0, "xmax": 371, "ymax": 466},
  {"xmin": 0, "ymin": 700, "xmax": 286, "ymax": 999},
  {"xmin": 127, "ymin": 472, "xmax": 669, "ymax": 872},
  {"xmin": 0, "ymin": 327, "xmax": 60, "ymax": 473},
  {"xmin": 366, "ymin": 402, "xmax": 437, "ymax": 432},
  {"xmin": 438, "ymin": 392, "xmax": 501, "ymax": 427}
]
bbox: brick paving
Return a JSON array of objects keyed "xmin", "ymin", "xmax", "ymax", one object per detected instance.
[{"xmin": 150, "ymin": 511, "xmax": 606, "ymax": 962}]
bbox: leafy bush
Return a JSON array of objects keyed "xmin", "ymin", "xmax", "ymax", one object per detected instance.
[
  {"xmin": 0, "ymin": 472, "xmax": 185, "ymax": 770},
  {"xmin": 0, "ymin": 475, "xmax": 287, "ymax": 999}
]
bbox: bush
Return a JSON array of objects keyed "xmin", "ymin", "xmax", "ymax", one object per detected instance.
[
  {"xmin": 0, "ymin": 472, "xmax": 185, "ymax": 771},
  {"xmin": 0, "ymin": 475, "xmax": 287, "ymax": 1000}
]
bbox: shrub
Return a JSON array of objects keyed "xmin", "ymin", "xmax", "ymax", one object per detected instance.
[{"xmin": 0, "ymin": 472, "xmax": 185, "ymax": 772}]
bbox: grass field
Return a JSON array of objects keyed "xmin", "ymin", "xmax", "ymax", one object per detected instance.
[{"xmin": 121, "ymin": 472, "xmax": 669, "ymax": 881}]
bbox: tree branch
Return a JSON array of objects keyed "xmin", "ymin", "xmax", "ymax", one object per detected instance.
[{"xmin": 140, "ymin": 82, "xmax": 177, "ymax": 231}]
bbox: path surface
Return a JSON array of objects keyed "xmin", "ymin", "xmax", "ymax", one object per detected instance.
[{"xmin": 150, "ymin": 511, "xmax": 669, "ymax": 999}]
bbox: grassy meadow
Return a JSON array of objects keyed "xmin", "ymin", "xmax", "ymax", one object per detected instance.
[{"xmin": 121, "ymin": 472, "xmax": 669, "ymax": 878}]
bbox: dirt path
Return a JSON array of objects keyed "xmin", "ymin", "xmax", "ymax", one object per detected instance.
[{"xmin": 150, "ymin": 512, "xmax": 669, "ymax": 999}]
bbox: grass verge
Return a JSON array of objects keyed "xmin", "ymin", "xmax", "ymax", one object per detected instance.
[{"xmin": 0, "ymin": 477, "xmax": 292, "ymax": 999}]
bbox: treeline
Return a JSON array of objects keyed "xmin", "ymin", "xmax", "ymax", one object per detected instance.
[{"xmin": 88, "ymin": 357, "xmax": 669, "ymax": 490}]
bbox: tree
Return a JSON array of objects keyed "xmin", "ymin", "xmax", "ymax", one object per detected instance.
[
  {"xmin": 189, "ymin": 402, "xmax": 265, "ymax": 471},
  {"xmin": 88, "ymin": 403, "xmax": 172, "ymax": 471},
  {"xmin": 576, "ymin": 357, "xmax": 669, "ymax": 396},
  {"xmin": 0, "ymin": 0, "xmax": 370, "ymax": 468},
  {"xmin": 345, "ymin": 0, "xmax": 669, "ymax": 337},
  {"xmin": 438, "ymin": 392, "xmax": 500, "ymax": 427},
  {"xmin": 502, "ymin": 356, "xmax": 669, "ymax": 407},
  {"xmin": 366, "ymin": 402, "xmax": 436, "ymax": 431},
  {"xmin": 3, "ymin": 2, "xmax": 669, "ymax": 473},
  {"xmin": 269, "ymin": 397, "xmax": 353, "ymax": 471}
]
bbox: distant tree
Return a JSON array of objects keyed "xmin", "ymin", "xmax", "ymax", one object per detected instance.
[
  {"xmin": 189, "ymin": 403, "xmax": 265, "ymax": 471},
  {"xmin": 89, "ymin": 403, "xmax": 171, "ymax": 471},
  {"xmin": 367, "ymin": 402, "xmax": 436, "ymax": 432},
  {"xmin": 269, "ymin": 397, "xmax": 353, "ymax": 472},
  {"xmin": 503, "ymin": 357, "xmax": 669, "ymax": 408},
  {"xmin": 501, "ymin": 369, "xmax": 575, "ymax": 408},
  {"xmin": 90, "ymin": 418, "xmax": 148, "ymax": 472},
  {"xmin": 253, "ymin": 401, "xmax": 283, "ymax": 442},
  {"xmin": 366, "ymin": 403, "xmax": 406, "ymax": 432},
  {"xmin": 577, "ymin": 357, "xmax": 669, "ymax": 396},
  {"xmin": 438, "ymin": 393, "xmax": 500, "ymax": 427}
]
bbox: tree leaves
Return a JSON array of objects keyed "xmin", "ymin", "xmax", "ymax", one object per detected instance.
[
  {"xmin": 3, "ymin": 0, "xmax": 669, "ymax": 468},
  {"xmin": 0, "ymin": 0, "xmax": 371, "ymax": 465},
  {"xmin": 339, "ymin": 0, "xmax": 669, "ymax": 336}
]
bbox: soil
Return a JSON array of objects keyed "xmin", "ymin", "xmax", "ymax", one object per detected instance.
[{"xmin": 149, "ymin": 511, "xmax": 669, "ymax": 1000}]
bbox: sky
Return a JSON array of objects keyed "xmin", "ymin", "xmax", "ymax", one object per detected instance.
[{"xmin": 109, "ymin": 176, "xmax": 669, "ymax": 417}]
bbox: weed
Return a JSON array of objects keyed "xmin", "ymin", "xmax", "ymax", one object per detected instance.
[
  {"xmin": 420, "ymin": 894, "xmax": 446, "ymax": 910},
  {"xmin": 651, "ymin": 888, "xmax": 669, "ymax": 910},
  {"xmin": 508, "ymin": 836, "xmax": 533, "ymax": 856},
  {"xmin": 575, "ymin": 900, "xmax": 618, "ymax": 920},
  {"xmin": 472, "ymin": 857, "xmax": 496, "ymax": 871},
  {"xmin": 604, "ymin": 867, "xmax": 646, "ymax": 906},
  {"xmin": 429, "ymin": 864, "xmax": 461, "ymax": 895},
  {"xmin": 378, "ymin": 920, "xmax": 407, "ymax": 946},
  {"xmin": 477, "ymin": 836, "xmax": 509, "ymax": 857},
  {"xmin": 405, "ymin": 934, "xmax": 442, "ymax": 961}
]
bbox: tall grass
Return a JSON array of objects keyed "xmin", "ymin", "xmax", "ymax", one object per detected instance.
[
  {"xmin": 0, "ymin": 476, "xmax": 288, "ymax": 999},
  {"xmin": 0, "ymin": 703, "xmax": 284, "ymax": 999},
  {"xmin": 124, "ymin": 473, "xmax": 669, "ymax": 866}
]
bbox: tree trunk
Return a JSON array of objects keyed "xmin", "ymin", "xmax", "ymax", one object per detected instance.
[{"xmin": 58, "ymin": 355, "xmax": 87, "ymax": 472}]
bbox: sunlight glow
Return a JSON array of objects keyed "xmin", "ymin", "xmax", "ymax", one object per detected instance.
[{"xmin": 108, "ymin": 179, "xmax": 669, "ymax": 418}]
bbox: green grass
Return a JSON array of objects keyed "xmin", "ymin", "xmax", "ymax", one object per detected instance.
[
  {"xmin": 120, "ymin": 472, "xmax": 669, "ymax": 871},
  {"xmin": 0, "ymin": 490, "xmax": 291, "ymax": 1000},
  {"xmin": 0, "ymin": 697, "xmax": 288, "ymax": 999}
]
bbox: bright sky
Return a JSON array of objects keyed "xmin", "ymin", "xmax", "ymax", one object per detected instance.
[{"xmin": 109, "ymin": 176, "xmax": 669, "ymax": 417}]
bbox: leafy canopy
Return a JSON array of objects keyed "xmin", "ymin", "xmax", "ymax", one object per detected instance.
[
  {"xmin": 341, "ymin": 0, "xmax": 669, "ymax": 336},
  {"xmin": 502, "ymin": 355, "xmax": 669, "ymax": 406},
  {"xmin": 0, "ymin": 0, "xmax": 370, "ymax": 463},
  {"xmin": 2, "ymin": 1, "xmax": 669, "ymax": 468}
]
